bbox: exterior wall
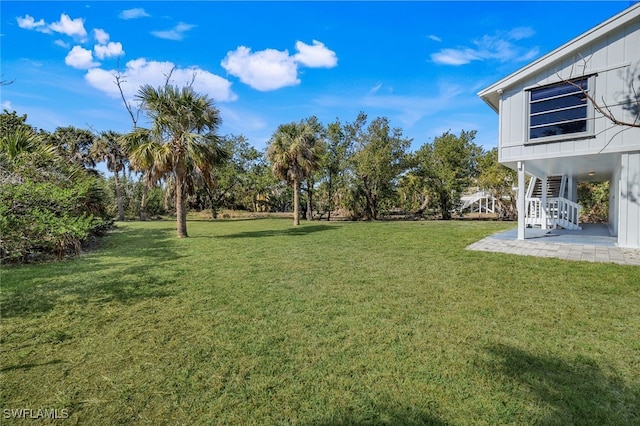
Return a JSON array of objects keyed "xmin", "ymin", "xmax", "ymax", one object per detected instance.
[
  {"xmin": 618, "ymin": 152, "xmax": 640, "ymax": 248},
  {"xmin": 497, "ymin": 16, "xmax": 640, "ymax": 164}
]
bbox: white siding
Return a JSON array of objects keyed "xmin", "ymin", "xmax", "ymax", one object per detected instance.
[
  {"xmin": 618, "ymin": 152, "xmax": 640, "ymax": 248},
  {"xmin": 498, "ymin": 17, "xmax": 640, "ymax": 163}
]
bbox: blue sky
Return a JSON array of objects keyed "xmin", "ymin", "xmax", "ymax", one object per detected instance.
[{"xmin": 1, "ymin": 1, "xmax": 634, "ymax": 153}]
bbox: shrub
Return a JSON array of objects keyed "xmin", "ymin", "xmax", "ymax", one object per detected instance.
[{"xmin": 0, "ymin": 171, "xmax": 112, "ymax": 263}]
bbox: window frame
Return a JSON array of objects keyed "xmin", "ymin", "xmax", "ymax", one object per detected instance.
[{"xmin": 525, "ymin": 75, "xmax": 596, "ymax": 145}]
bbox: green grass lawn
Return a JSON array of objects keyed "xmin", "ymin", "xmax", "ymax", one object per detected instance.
[{"xmin": 1, "ymin": 219, "xmax": 639, "ymax": 425}]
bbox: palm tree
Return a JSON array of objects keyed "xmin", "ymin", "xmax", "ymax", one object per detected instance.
[
  {"xmin": 267, "ymin": 121, "xmax": 320, "ymax": 226},
  {"xmin": 120, "ymin": 131, "xmax": 161, "ymax": 221},
  {"xmin": 92, "ymin": 131, "xmax": 128, "ymax": 221},
  {"xmin": 0, "ymin": 127, "xmax": 46, "ymax": 161},
  {"xmin": 47, "ymin": 126, "xmax": 97, "ymax": 172},
  {"xmin": 123, "ymin": 84, "xmax": 223, "ymax": 238}
]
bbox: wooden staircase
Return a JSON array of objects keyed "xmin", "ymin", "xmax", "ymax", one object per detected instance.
[{"xmin": 529, "ymin": 175, "xmax": 564, "ymax": 198}]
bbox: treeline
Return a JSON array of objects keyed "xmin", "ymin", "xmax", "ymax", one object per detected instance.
[
  {"xmin": 1, "ymin": 86, "xmax": 520, "ymax": 262},
  {"xmin": 265, "ymin": 114, "xmax": 517, "ymax": 224},
  {"xmin": 0, "ymin": 107, "xmax": 517, "ymax": 262}
]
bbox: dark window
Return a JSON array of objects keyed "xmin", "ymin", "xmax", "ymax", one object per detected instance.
[{"xmin": 528, "ymin": 78, "xmax": 590, "ymax": 141}]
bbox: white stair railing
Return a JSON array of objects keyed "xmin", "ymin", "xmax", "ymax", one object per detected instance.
[
  {"xmin": 548, "ymin": 197, "xmax": 582, "ymax": 230},
  {"xmin": 525, "ymin": 197, "xmax": 582, "ymax": 230},
  {"xmin": 525, "ymin": 197, "xmax": 543, "ymax": 227},
  {"xmin": 460, "ymin": 190, "xmax": 495, "ymax": 214}
]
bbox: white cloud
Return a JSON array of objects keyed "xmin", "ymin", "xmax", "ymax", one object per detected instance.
[
  {"xmin": 221, "ymin": 46, "xmax": 299, "ymax": 91},
  {"xmin": 94, "ymin": 28, "xmax": 110, "ymax": 44},
  {"xmin": 2, "ymin": 100, "xmax": 13, "ymax": 111},
  {"xmin": 85, "ymin": 58, "xmax": 237, "ymax": 103},
  {"xmin": 431, "ymin": 27, "xmax": 538, "ymax": 66},
  {"xmin": 151, "ymin": 22, "xmax": 196, "ymax": 41},
  {"xmin": 369, "ymin": 83, "xmax": 383, "ymax": 95},
  {"xmin": 119, "ymin": 8, "xmax": 151, "ymax": 20},
  {"xmin": 222, "ymin": 40, "xmax": 337, "ymax": 91},
  {"xmin": 428, "ymin": 35, "xmax": 442, "ymax": 42},
  {"xmin": 508, "ymin": 27, "xmax": 535, "ymax": 41},
  {"xmin": 293, "ymin": 40, "xmax": 337, "ymax": 68},
  {"xmin": 431, "ymin": 48, "xmax": 480, "ymax": 66},
  {"xmin": 16, "ymin": 15, "xmax": 46, "ymax": 31},
  {"xmin": 49, "ymin": 14, "xmax": 87, "ymax": 39},
  {"xmin": 65, "ymin": 46, "xmax": 99, "ymax": 69},
  {"xmin": 94, "ymin": 42, "xmax": 124, "ymax": 59},
  {"xmin": 54, "ymin": 39, "xmax": 70, "ymax": 49}
]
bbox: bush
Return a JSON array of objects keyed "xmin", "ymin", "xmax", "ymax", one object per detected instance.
[
  {"xmin": 578, "ymin": 181, "xmax": 609, "ymax": 223},
  {"xmin": 0, "ymin": 177, "xmax": 112, "ymax": 263}
]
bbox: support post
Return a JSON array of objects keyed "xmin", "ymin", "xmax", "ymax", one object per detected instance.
[
  {"xmin": 517, "ymin": 161, "xmax": 526, "ymax": 240},
  {"xmin": 541, "ymin": 176, "xmax": 548, "ymax": 230},
  {"xmin": 568, "ymin": 176, "xmax": 577, "ymax": 202}
]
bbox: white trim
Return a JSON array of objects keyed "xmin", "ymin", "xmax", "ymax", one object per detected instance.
[{"xmin": 523, "ymin": 75, "xmax": 597, "ymax": 145}]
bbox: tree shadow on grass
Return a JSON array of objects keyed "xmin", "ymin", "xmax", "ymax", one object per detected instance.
[
  {"xmin": 104, "ymin": 226, "xmax": 179, "ymax": 261},
  {"xmin": 485, "ymin": 344, "xmax": 640, "ymax": 425},
  {"xmin": 188, "ymin": 216, "xmax": 279, "ymax": 222},
  {"xmin": 0, "ymin": 227, "xmax": 180, "ymax": 318},
  {"xmin": 0, "ymin": 266, "xmax": 175, "ymax": 318},
  {"xmin": 0, "ymin": 359, "xmax": 63, "ymax": 373},
  {"xmin": 307, "ymin": 404, "xmax": 452, "ymax": 426},
  {"xmin": 217, "ymin": 224, "xmax": 338, "ymax": 239}
]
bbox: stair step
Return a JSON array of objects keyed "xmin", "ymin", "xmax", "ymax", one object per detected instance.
[{"xmin": 531, "ymin": 176, "xmax": 563, "ymax": 197}]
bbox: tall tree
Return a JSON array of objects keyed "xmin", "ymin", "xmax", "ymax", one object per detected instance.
[
  {"xmin": 267, "ymin": 120, "xmax": 320, "ymax": 226},
  {"xmin": 349, "ymin": 114, "xmax": 411, "ymax": 220},
  {"xmin": 414, "ymin": 130, "xmax": 481, "ymax": 220},
  {"xmin": 318, "ymin": 119, "xmax": 349, "ymax": 220},
  {"xmin": 301, "ymin": 116, "xmax": 325, "ymax": 221},
  {"xmin": 1, "ymin": 110, "xmax": 31, "ymax": 136},
  {"xmin": 477, "ymin": 148, "xmax": 517, "ymax": 219},
  {"xmin": 91, "ymin": 131, "xmax": 128, "ymax": 221},
  {"xmin": 47, "ymin": 126, "xmax": 97, "ymax": 171},
  {"xmin": 123, "ymin": 84, "xmax": 224, "ymax": 238},
  {"xmin": 187, "ymin": 135, "xmax": 237, "ymax": 218}
]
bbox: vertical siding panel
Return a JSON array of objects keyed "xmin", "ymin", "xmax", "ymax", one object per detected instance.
[
  {"xmin": 618, "ymin": 152, "xmax": 640, "ymax": 248},
  {"xmin": 601, "ymin": 26, "xmax": 628, "ymax": 148}
]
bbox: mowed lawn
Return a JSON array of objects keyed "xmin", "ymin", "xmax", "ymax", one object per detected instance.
[{"xmin": 1, "ymin": 219, "xmax": 639, "ymax": 425}]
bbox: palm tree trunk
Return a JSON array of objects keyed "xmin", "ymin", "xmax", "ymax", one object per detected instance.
[
  {"xmin": 306, "ymin": 179, "xmax": 314, "ymax": 221},
  {"xmin": 327, "ymin": 173, "xmax": 333, "ymax": 222},
  {"xmin": 293, "ymin": 178, "xmax": 300, "ymax": 226},
  {"xmin": 139, "ymin": 184, "xmax": 148, "ymax": 221},
  {"xmin": 175, "ymin": 165, "xmax": 188, "ymax": 237},
  {"xmin": 114, "ymin": 170, "xmax": 125, "ymax": 221},
  {"xmin": 139, "ymin": 171, "xmax": 149, "ymax": 221}
]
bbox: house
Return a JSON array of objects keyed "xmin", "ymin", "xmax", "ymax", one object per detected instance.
[{"xmin": 478, "ymin": 3, "xmax": 640, "ymax": 248}]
